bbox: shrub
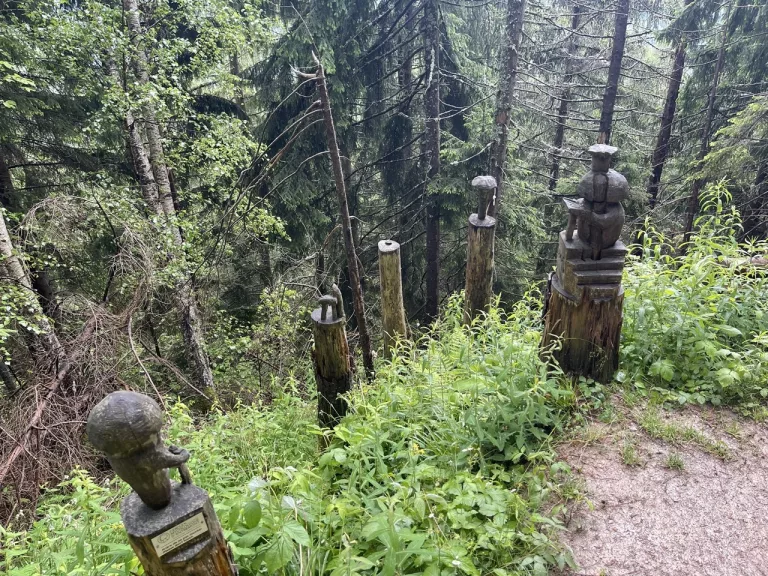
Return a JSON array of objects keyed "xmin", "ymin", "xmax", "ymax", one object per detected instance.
[{"xmin": 622, "ymin": 184, "xmax": 768, "ymax": 410}]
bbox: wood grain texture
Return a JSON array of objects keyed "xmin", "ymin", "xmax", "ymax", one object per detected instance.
[
  {"xmin": 311, "ymin": 309, "xmax": 352, "ymax": 429},
  {"xmin": 123, "ymin": 485, "xmax": 237, "ymax": 576},
  {"xmin": 378, "ymin": 240, "xmax": 408, "ymax": 358},
  {"xmin": 464, "ymin": 214, "xmax": 496, "ymax": 323},
  {"xmin": 542, "ymin": 280, "xmax": 624, "ymax": 383}
]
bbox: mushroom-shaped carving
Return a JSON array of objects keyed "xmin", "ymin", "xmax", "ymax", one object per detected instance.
[
  {"xmin": 471, "ymin": 175, "xmax": 497, "ymax": 220},
  {"xmin": 87, "ymin": 391, "xmax": 190, "ymax": 509}
]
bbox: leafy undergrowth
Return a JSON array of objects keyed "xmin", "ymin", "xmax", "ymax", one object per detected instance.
[
  {"xmin": 621, "ymin": 185, "xmax": 768, "ymax": 415},
  {"xmin": 6, "ymin": 187, "xmax": 767, "ymax": 576},
  {"xmin": 3, "ymin": 295, "xmax": 578, "ymax": 576}
]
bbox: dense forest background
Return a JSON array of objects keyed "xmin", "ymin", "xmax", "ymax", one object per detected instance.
[{"xmin": 0, "ymin": 0, "xmax": 766, "ymax": 521}]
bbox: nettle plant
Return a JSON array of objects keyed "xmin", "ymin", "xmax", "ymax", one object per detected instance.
[
  {"xmin": 621, "ymin": 183, "xmax": 768, "ymax": 411},
  {"xmin": 222, "ymin": 296, "xmax": 577, "ymax": 576}
]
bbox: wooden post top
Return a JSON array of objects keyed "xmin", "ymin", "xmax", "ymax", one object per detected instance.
[
  {"xmin": 378, "ymin": 239, "xmax": 400, "ymax": 254},
  {"xmin": 87, "ymin": 391, "xmax": 190, "ymax": 509}
]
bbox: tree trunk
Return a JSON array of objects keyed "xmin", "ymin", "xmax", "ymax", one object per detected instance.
[
  {"xmin": 121, "ymin": 484, "xmax": 237, "ymax": 576},
  {"xmin": 311, "ymin": 300, "xmax": 352, "ymax": 429},
  {"xmin": 397, "ymin": 4, "xmax": 416, "ymax": 312},
  {"xmin": 463, "ymin": 214, "xmax": 496, "ymax": 323},
  {"xmin": 314, "ymin": 60, "xmax": 375, "ymax": 378},
  {"xmin": 0, "ymin": 147, "xmax": 15, "ymax": 209},
  {"xmin": 123, "ymin": 0, "xmax": 215, "ymax": 394},
  {"xmin": 543, "ymin": 281, "xmax": 624, "ymax": 383},
  {"xmin": 742, "ymin": 161, "xmax": 768, "ymax": 240},
  {"xmin": 548, "ymin": 5, "xmax": 581, "ymax": 192},
  {"xmin": 598, "ymin": 0, "xmax": 629, "ymax": 145},
  {"xmin": 488, "ymin": 0, "xmax": 527, "ymax": 216},
  {"xmin": 646, "ymin": 31, "xmax": 688, "ymax": 207},
  {"xmin": 0, "ymin": 209, "xmax": 63, "ymax": 365},
  {"xmin": 683, "ymin": 1, "xmax": 731, "ymax": 243},
  {"xmin": 123, "ymin": 0, "xmax": 180, "ymax": 233},
  {"xmin": 0, "ymin": 361, "xmax": 17, "ymax": 394},
  {"xmin": 424, "ymin": 0, "xmax": 441, "ymax": 321},
  {"xmin": 125, "ymin": 109, "xmax": 161, "ymax": 215}
]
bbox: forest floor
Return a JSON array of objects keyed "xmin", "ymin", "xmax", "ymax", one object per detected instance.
[{"xmin": 555, "ymin": 392, "xmax": 768, "ymax": 576}]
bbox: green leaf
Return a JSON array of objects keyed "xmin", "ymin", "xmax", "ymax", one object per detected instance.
[
  {"xmin": 75, "ymin": 530, "xmax": 86, "ymax": 565},
  {"xmin": 228, "ymin": 505, "xmax": 240, "ymax": 527},
  {"xmin": 243, "ymin": 500, "xmax": 262, "ymax": 529},
  {"xmin": 237, "ymin": 527, "xmax": 266, "ymax": 548},
  {"xmin": 282, "ymin": 520, "xmax": 310, "ymax": 546},
  {"xmin": 718, "ymin": 325, "xmax": 743, "ymax": 337},
  {"xmin": 262, "ymin": 533, "xmax": 294, "ymax": 572}
]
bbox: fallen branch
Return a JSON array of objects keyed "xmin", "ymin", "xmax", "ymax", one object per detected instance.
[{"xmin": 0, "ymin": 315, "xmax": 98, "ymax": 487}]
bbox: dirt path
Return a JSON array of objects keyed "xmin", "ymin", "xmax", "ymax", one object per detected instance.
[{"xmin": 556, "ymin": 398, "xmax": 768, "ymax": 576}]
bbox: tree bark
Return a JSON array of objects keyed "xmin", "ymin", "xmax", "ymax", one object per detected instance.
[
  {"xmin": 311, "ymin": 303, "xmax": 352, "ymax": 429},
  {"xmin": 488, "ymin": 0, "xmax": 527, "ymax": 216},
  {"xmin": 548, "ymin": 6, "xmax": 581, "ymax": 192},
  {"xmin": 123, "ymin": 0, "xmax": 179, "ymax": 230},
  {"xmin": 121, "ymin": 485, "xmax": 237, "ymax": 576},
  {"xmin": 0, "ymin": 208, "xmax": 63, "ymax": 364},
  {"xmin": 542, "ymin": 282, "xmax": 624, "ymax": 383},
  {"xmin": 598, "ymin": 0, "xmax": 629, "ymax": 145},
  {"xmin": 0, "ymin": 361, "xmax": 17, "ymax": 394},
  {"xmin": 742, "ymin": 161, "xmax": 768, "ymax": 240},
  {"xmin": 424, "ymin": 0, "xmax": 441, "ymax": 321},
  {"xmin": 396, "ymin": 0, "xmax": 416, "ymax": 307},
  {"xmin": 314, "ymin": 60, "xmax": 375, "ymax": 378},
  {"xmin": 123, "ymin": 0, "xmax": 215, "ymax": 394},
  {"xmin": 646, "ymin": 28, "xmax": 688, "ymax": 207},
  {"xmin": 0, "ymin": 147, "xmax": 15, "ymax": 210},
  {"xmin": 125, "ymin": 108, "xmax": 161, "ymax": 215},
  {"xmin": 463, "ymin": 214, "xmax": 496, "ymax": 323},
  {"xmin": 378, "ymin": 240, "xmax": 408, "ymax": 358},
  {"xmin": 683, "ymin": 1, "xmax": 731, "ymax": 243}
]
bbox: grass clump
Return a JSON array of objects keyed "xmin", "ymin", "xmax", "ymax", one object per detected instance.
[
  {"xmin": 664, "ymin": 453, "xmax": 685, "ymax": 471},
  {"xmin": 620, "ymin": 439, "xmax": 641, "ymax": 467},
  {"xmin": 639, "ymin": 408, "xmax": 730, "ymax": 460},
  {"xmin": 5, "ymin": 293, "xmax": 578, "ymax": 576}
]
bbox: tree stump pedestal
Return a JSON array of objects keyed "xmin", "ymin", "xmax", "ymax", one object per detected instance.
[
  {"xmin": 311, "ymin": 288, "xmax": 352, "ymax": 429},
  {"xmin": 122, "ymin": 482, "xmax": 237, "ymax": 576},
  {"xmin": 543, "ymin": 231, "xmax": 626, "ymax": 382}
]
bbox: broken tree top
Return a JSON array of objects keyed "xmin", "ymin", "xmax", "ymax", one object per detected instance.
[{"xmin": 87, "ymin": 391, "xmax": 190, "ymax": 510}]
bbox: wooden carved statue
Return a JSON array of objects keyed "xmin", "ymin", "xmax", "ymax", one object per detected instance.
[
  {"xmin": 87, "ymin": 392, "xmax": 237, "ymax": 575},
  {"xmin": 542, "ymin": 144, "xmax": 629, "ymax": 382},
  {"xmin": 87, "ymin": 391, "xmax": 190, "ymax": 509}
]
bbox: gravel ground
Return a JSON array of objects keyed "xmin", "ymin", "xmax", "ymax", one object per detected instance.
[{"xmin": 556, "ymin": 401, "xmax": 768, "ymax": 576}]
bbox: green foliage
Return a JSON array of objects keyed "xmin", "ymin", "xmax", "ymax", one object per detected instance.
[
  {"xmin": 5, "ymin": 298, "xmax": 577, "ymax": 575},
  {"xmin": 622, "ymin": 184, "xmax": 768, "ymax": 411}
]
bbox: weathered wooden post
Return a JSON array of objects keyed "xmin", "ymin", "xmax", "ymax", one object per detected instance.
[
  {"xmin": 87, "ymin": 391, "xmax": 238, "ymax": 576},
  {"xmin": 464, "ymin": 175, "xmax": 498, "ymax": 323},
  {"xmin": 311, "ymin": 284, "xmax": 352, "ymax": 429},
  {"xmin": 542, "ymin": 144, "xmax": 628, "ymax": 382},
  {"xmin": 378, "ymin": 239, "xmax": 408, "ymax": 357}
]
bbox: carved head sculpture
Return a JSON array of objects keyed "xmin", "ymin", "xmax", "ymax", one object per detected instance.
[
  {"xmin": 569, "ymin": 144, "xmax": 629, "ymax": 259},
  {"xmin": 87, "ymin": 391, "xmax": 190, "ymax": 509}
]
